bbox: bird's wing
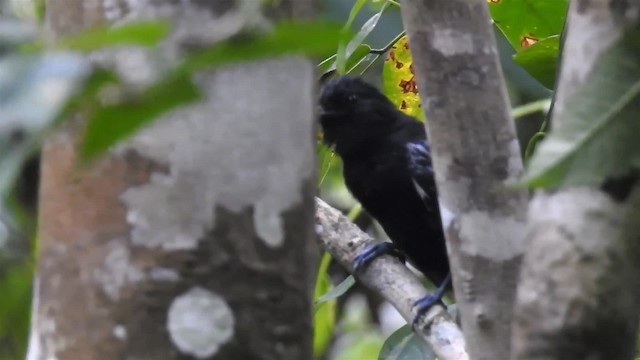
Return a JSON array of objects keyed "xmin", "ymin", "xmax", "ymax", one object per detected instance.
[{"xmin": 405, "ymin": 140, "xmax": 437, "ymax": 208}]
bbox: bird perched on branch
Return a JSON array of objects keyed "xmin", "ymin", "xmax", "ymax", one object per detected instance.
[{"xmin": 318, "ymin": 75, "xmax": 451, "ymax": 318}]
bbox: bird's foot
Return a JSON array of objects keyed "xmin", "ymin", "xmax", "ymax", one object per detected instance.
[
  {"xmin": 412, "ymin": 273, "xmax": 452, "ymax": 328},
  {"xmin": 353, "ymin": 242, "xmax": 405, "ymax": 272}
]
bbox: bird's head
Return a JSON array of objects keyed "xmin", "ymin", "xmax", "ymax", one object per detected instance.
[{"xmin": 318, "ymin": 76, "xmax": 400, "ymax": 155}]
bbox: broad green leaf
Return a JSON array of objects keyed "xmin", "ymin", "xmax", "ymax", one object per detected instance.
[
  {"xmin": 0, "ymin": 53, "xmax": 91, "ymax": 198},
  {"xmin": 513, "ymin": 35, "xmax": 560, "ymax": 88},
  {"xmin": 378, "ymin": 325, "xmax": 435, "ymax": 360},
  {"xmin": 525, "ymin": 30, "xmax": 640, "ymax": 187},
  {"xmin": 489, "ymin": 0, "xmax": 568, "ymax": 52},
  {"xmin": 56, "ymin": 20, "xmax": 171, "ymax": 52},
  {"xmin": 316, "ymin": 275, "xmax": 356, "ymax": 306},
  {"xmin": 336, "ymin": 0, "xmax": 369, "ymax": 73},
  {"xmin": 183, "ymin": 21, "xmax": 345, "ymax": 72},
  {"xmin": 318, "ymin": 44, "xmax": 372, "ymax": 75},
  {"xmin": 382, "ymin": 35, "xmax": 424, "ymax": 121},
  {"xmin": 345, "ymin": 5, "xmax": 386, "ymax": 61},
  {"xmin": 80, "ymin": 72, "xmax": 201, "ymax": 162}
]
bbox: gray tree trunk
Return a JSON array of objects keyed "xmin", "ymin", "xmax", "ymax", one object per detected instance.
[
  {"xmin": 28, "ymin": 1, "xmax": 317, "ymax": 359},
  {"xmin": 512, "ymin": 1, "xmax": 640, "ymax": 359},
  {"xmin": 400, "ymin": 1, "xmax": 529, "ymax": 359}
]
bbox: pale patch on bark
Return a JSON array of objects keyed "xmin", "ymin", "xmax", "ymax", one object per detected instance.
[
  {"xmin": 112, "ymin": 325, "xmax": 127, "ymax": 340},
  {"xmin": 167, "ymin": 287, "xmax": 235, "ymax": 358},
  {"xmin": 93, "ymin": 240, "xmax": 145, "ymax": 301},
  {"xmin": 121, "ymin": 173, "xmax": 214, "ymax": 250},
  {"xmin": 119, "ymin": 58, "xmax": 314, "ymax": 250},
  {"xmin": 148, "ymin": 267, "xmax": 180, "ymax": 282},
  {"xmin": 254, "ymin": 202, "xmax": 284, "ymax": 248},
  {"xmin": 27, "ymin": 279, "xmax": 67, "ymax": 360},
  {"xmin": 459, "ymin": 211, "xmax": 524, "ymax": 260},
  {"xmin": 554, "ymin": 9, "xmax": 621, "ymax": 114},
  {"xmin": 432, "ymin": 29, "xmax": 474, "ymax": 56},
  {"xmin": 507, "ymin": 138, "xmax": 524, "ymax": 182}
]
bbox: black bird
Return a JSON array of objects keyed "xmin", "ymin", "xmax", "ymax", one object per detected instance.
[{"xmin": 318, "ymin": 76, "xmax": 451, "ymax": 316}]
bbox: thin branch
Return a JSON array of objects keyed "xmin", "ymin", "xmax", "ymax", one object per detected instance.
[
  {"xmin": 369, "ymin": 31, "xmax": 406, "ymax": 55},
  {"xmin": 315, "ymin": 198, "xmax": 468, "ymax": 360},
  {"xmin": 359, "ymin": 31, "xmax": 406, "ymax": 75}
]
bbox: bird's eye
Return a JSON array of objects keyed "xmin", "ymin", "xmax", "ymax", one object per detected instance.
[{"xmin": 347, "ymin": 94, "xmax": 358, "ymax": 103}]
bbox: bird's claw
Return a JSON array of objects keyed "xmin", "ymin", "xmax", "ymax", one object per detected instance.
[
  {"xmin": 353, "ymin": 242, "xmax": 404, "ymax": 272},
  {"xmin": 411, "ymin": 273, "xmax": 452, "ymax": 328}
]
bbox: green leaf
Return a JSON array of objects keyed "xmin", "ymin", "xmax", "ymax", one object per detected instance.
[
  {"xmin": 513, "ymin": 35, "xmax": 560, "ymax": 88},
  {"xmin": 316, "ymin": 275, "xmax": 356, "ymax": 306},
  {"xmin": 0, "ymin": 263, "xmax": 33, "ymax": 359},
  {"xmin": 80, "ymin": 72, "xmax": 201, "ymax": 162},
  {"xmin": 56, "ymin": 20, "xmax": 171, "ymax": 52},
  {"xmin": 345, "ymin": 6, "xmax": 385, "ymax": 59},
  {"xmin": 313, "ymin": 252, "xmax": 336, "ymax": 357},
  {"xmin": 313, "ymin": 282, "xmax": 335, "ymax": 357},
  {"xmin": 524, "ymin": 30, "xmax": 640, "ymax": 187},
  {"xmin": 183, "ymin": 21, "xmax": 345, "ymax": 72},
  {"xmin": 313, "ymin": 275, "xmax": 336, "ymax": 356},
  {"xmin": 0, "ymin": 53, "xmax": 92, "ymax": 198},
  {"xmin": 346, "ymin": 0, "xmax": 369, "ymax": 29},
  {"xmin": 382, "ymin": 35, "xmax": 424, "ymax": 120},
  {"xmin": 314, "ymin": 252, "xmax": 333, "ymax": 303},
  {"xmin": 337, "ymin": 0, "xmax": 372, "ymax": 74},
  {"xmin": 378, "ymin": 325, "xmax": 435, "ymax": 360},
  {"xmin": 489, "ymin": 0, "xmax": 568, "ymax": 52}
]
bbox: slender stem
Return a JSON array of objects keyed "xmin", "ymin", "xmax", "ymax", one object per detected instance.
[
  {"xmin": 370, "ymin": 30, "xmax": 407, "ymax": 54},
  {"xmin": 360, "ymin": 31, "xmax": 406, "ymax": 75},
  {"xmin": 358, "ymin": 54, "xmax": 380, "ymax": 75},
  {"xmin": 511, "ymin": 98, "xmax": 552, "ymax": 119},
  {"xmin": 346, "ymin": 202, "xmax": 362, "ymax": 221}
]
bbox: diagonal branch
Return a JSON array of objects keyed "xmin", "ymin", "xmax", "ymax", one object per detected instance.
[{"xmin": 315, "ymin": 197, "xmax": 468, "ymax": 360}]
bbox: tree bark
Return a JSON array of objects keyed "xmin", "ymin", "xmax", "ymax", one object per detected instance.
[
  {"xmin": 28, "ymin": 1, "xmax": 317, "ymax": 359},
  {"xmin": 512, "ymin": 1, "xmax": 640, "ymax": 359},
  {"xmin": 399, "ymin": 1, "xmax": 529, "ymax": 359}
]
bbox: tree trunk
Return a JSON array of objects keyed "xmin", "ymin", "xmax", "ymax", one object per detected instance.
[
  {"xmin": 28, "ymin": 1, "xmax": 317, "ymax": 359},
  {"xmin": 512, "ymin": 1, "xmax": 640, "ymax": 359},
  {"xmin": 400, "ymin": 1, "xmax": 529, "ymax": 359}
]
